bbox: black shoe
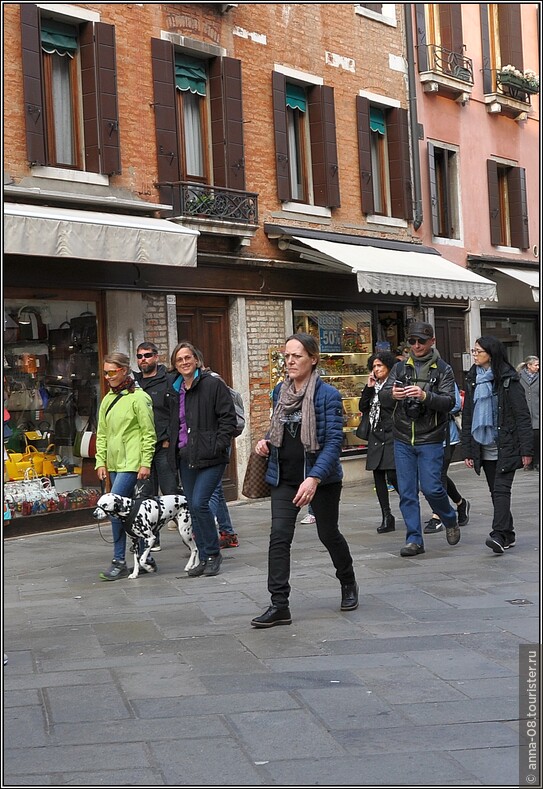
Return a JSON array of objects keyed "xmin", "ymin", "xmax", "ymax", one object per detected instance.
[
  {"xmin": 400, "ymin": 542, "xmax": 425, "ymax": 557},
  {"xmin": 203, "ymin": 553, "xmax": 222, "ymax": 576},
  {"xmin": 457, "ymin": 498, "xmax": 470, "ymax": 527},
  {"xmin": 423, "ymin": 517, "xmax": 443, "ymax": 534},
  {"xmin": 376, "ymin": 513, "xmax": 395, "ymax": 533},
  {"xmin": 485, "ymin": 535, "xmax": 505, "ymax": 554},
  {"xmin": 187, "ymin": 559, "xmax": 207, "ymax": 577},
  {"xmin": 340, "ymin": 583, "xmax": 359, "ymax": 611},
  {"xmin": 446, "ymin": 523, "xmax": 461, "ymax": 545},
  {"xmin": 99, "ymin": 559, "xmax": 128, "ymax": 581},
  {"xmin": 251, "ymin": 606, "xmax": 292, "ymax": 628},
  {"xmin": 504, "ymin": 534, "xmax": 516, "ymax": 550}
]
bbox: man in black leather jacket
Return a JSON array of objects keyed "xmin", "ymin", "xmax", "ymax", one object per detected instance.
[{"xmin": 381, "ymin": 322, "xmax": 460, "ymax": 557}]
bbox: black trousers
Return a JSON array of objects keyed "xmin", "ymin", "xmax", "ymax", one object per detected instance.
[
  {"xmin": 373, "ymin": 468, "xmax": 398, "ymax": 515},
  {"xmin": 268, "ymin": 481, "xmax": 355, "ymax": 609},
  {"xmin": 481, "ymin": 460, "xmax": 515, "ymax": 536}
]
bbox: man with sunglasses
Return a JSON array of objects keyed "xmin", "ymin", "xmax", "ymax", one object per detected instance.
[
  {"xmin": 381, "ymin": 322, "xmax": 460, "ymax": 557},
  {"xmin": 134, "ymin": 342, "xmax": 179, "ymax": 550}
]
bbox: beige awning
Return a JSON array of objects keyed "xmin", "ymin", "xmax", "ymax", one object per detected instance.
[
  {"xmin": 4, "ymin": 203, "xmax": 198, "ymax": 267},
  {"xmin": 290, "ymin": 236, "xmax": 497, "ymax": 301},
  {"xmin": 493, "ymin": 267, "xmax": 539, "ymax": 302}
]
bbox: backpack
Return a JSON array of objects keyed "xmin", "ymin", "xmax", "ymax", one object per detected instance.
[
  {"xmin": 227, "ymin": 385, "xmax": 245, "ymax": 437},
  {"xmin": 209, "ymin": 372, "xmax": 245, "ymax": 437}
]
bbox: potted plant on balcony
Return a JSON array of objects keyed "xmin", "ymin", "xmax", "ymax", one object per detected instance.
[{"xmin": 498, "ymin": 65, "xmax": 539, "ymax": 95}]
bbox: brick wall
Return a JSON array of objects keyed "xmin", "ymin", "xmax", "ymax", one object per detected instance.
[
  {"xmin": 245, "ymin": 298, "xmax": 286, "ymax": 437},
  {"xmin": 142, "ymin": 293, "xmax": 170, "ymax": 367}
]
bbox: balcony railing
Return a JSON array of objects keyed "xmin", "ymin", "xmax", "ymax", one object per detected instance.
[
  {"xmin": 496, "ymin": 70, "xmax": 536, "ymax": 104},
  {"xmin": 422, "ymin": 44, "xmax": 474, "ymax": 84},
  {"xmin": 157, "ymin": 181, "xmax": 258, "ymax": 224}
]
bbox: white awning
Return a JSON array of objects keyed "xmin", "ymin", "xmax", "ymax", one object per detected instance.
[
  {"xmin": 290, "ymin": 236, "xmax": 498, "ymax": 301},
  {"xmin": 493, "ymin": 267, "xmax": 539, "ymax": 302},
  {"xmin": 4, "ymin": 203, "xmax": 198, "ymax": 267}
]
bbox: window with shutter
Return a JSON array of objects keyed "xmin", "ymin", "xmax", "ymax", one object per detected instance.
[
  {"xmin": 151, "ymin": 39, "xmax": 246, "ymax": 202},
  {"xmin": 486, "ymin": 159, "xmax": 529, "ymax": 249},
  {"xmin": 427, "ymin": 142, "xmax": 459, "ymax": 240},
  {"xmin": 20, "ymin": 4, "xmax": 120, "ymax": 175},
  {"xmin": 272, "ymin": 72, "xmax": 340, "ymax": 208},
  {"xmin": 357, "ymin": 98, "xmax": 412, "ymax": 220}
]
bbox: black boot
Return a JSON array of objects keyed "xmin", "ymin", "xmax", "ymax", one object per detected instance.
[
  {"xmin": 376, "ymin": 511, "xmax": 395, "ymax": 533},
  {"xmin": 340, "ymin": 582, "xmax": 359, "ymax": 611}
]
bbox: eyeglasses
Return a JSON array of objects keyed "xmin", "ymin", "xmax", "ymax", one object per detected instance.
[
  {"xmin": 136, "ymin": 352, "xmax": 156, "ymax": 359},
  {"xmin": 471, "ymin": 349, "xmax": 486, "ymax": 355},
  {"xmin": 407, "ymin": 337, "xmax": 430, "ymax": 346},
  {"xmin": 103, "ymin": 369, "xmax": 122, "ymax": 377},
  {"xmin": 176, "ymin": 355, "xmax": 195, "ymax": 364}
]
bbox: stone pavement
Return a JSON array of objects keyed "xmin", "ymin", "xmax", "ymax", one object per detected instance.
[{"xmin": 3, "ymin": 463, "xmax": 540, "ymax": 787}]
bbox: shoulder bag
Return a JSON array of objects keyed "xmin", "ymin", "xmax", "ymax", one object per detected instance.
[
  {"xmin": 242, "ymin": 452, "xmax": 271, "ymax": 499},
  {"xmin": 355, "ymin": 412, "xmax": 370, "ymax": 441}
]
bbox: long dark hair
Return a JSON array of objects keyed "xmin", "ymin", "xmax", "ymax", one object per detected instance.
[{"xmin": 475, "ymin": 335, "xmax": 515, "ymax": 382}]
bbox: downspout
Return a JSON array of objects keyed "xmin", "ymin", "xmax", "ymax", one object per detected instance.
[{"xmin": 404, "ymin": 4, "xmax": 423, "ymax": 231}]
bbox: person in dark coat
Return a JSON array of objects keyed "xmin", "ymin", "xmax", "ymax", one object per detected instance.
[
  {"xmin": 167, "ymin": 341, "xmax": 237, "ymax": 577},
  {"xmin": 517, "ymin": 356, "xmax": 539, "ymax": 471},
  {"xmin": 358, "ymin": 351, "xmax": 398, "ymax": 533},
  {"xmin": 461, "ymin": 336, "xmax": 533, "ymax": 555}
]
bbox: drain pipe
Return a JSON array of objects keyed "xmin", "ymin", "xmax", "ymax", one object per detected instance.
[{"xmin": 404, "ymin": 4, "xmax": 423, "ymax": 231}]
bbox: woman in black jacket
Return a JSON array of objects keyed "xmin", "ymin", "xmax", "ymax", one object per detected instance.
[
  {"xmin": 168, "ymin": 341, "xmax": 237, "ymax": 577},
  {"xmin": 358, "ymin": 351, "xmax": 398, "ymax": 533},
  {"xmin": 461, "ymin": 336, "xmax": 533, "ymax": 554}
]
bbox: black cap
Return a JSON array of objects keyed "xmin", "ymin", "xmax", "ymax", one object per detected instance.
[{"xmin": 407, "ymin": 322, "xmax": 434, "ymax": 340}]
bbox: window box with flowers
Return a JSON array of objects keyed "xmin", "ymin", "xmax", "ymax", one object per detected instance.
[{"xmin": 497, "ymin": 66, "xmax": 539, "ymax": 96}]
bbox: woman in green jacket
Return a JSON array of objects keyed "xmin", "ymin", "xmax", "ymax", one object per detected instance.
[{"xmin": 95, "ymin": 352, "xmax": 157, "ymax": 580}]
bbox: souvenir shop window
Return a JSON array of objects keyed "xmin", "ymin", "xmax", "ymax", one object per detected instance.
[
  {"xmin": 294, "ymin": 309, "xmax": 373, "ymax": 455},
  {"xmin": 4, "ymin": 300, "xmax": 100, "ymax": 509}
]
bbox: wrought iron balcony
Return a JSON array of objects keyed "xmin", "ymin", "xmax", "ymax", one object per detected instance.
[
  {"xmin": 496, "ymin": 70, "xmax": 537, "ymax": 103},
  {"xmin": 157, "ymin": 181, "xmax": 258, "ymax": 225},
  {"xmin": 418, "ymin": 44, "xmax": 474, "ymax": 103}
]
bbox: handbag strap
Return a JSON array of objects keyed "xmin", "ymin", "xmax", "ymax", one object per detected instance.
[{"xmin": 105, "ymin": 393, "xmax": 123, "ymax": 417}]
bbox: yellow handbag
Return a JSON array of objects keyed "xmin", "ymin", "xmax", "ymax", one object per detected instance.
[
  {"xmin": 5, "ymin": 451, "xmax": 33, "ymax": 480},
  {"xmin": 21, "ymin": 445, "xmax": 44, "ymax": 475}
]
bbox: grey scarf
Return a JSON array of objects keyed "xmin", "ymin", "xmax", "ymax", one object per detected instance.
[{"xmin": 267, "ymin": 369, "xmax": 320, "ymax": 451}]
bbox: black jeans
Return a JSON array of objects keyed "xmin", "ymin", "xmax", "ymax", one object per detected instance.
[
  {"xmin": 481, "ymin": 460, "xmax": 515, "ymax": 536},
  {"xmin": 268, "ymin": 481, "xmax": 355, "ymax": 609},
  {"xmin": 373, "ymin": 468, "xmax": 398, "ymax": 515},
  {"xmin": 442, "ymin": 443, "xmax": 462, "ymax": 505}
]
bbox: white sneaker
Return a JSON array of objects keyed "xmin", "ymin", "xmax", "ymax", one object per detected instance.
[
  {"xmin": 300, "ymin": 514, "xmax": 316, "ymax": 524},
  {"xmin": 3, "ymin": 654, "xmax": 7, "ymax": 666},
  {"xmin": 167, "ymin": 522, "xmax": 178, "ymax": 531}
]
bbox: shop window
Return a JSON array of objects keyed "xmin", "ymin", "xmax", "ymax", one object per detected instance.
[
  {"xmin": 20, "ymin": 5, "xmax": 120, "ymax": 174},
  {"xmin": 487, "ymin": 160, "xmax": 529, "ymax": 249},
  {"xmin": 480, "ymin": 315, "xmax": 538, "ymax": 370},
  {"xmin": 4, "ymin": 300, "xmax": 100, "ymax": 517},
  {"xmin": 293, "ymin": 309, "xmax": 372, "ymax": 455},
  {"xmin": 272, "ymin": 71, "xmax": 341, "ymax": 208},
  {"xmin": 151, "ymin": 39, "xmax": 246, "ymax": 210},
  {"xmin": 357, "ymin": 96, "xmax": 412, "ymax": 220},
  {"xmin": 428, "ymin": 143, "xmax": 460, "ymax": 239}
]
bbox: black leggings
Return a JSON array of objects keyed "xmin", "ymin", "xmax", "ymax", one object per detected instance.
[
  {"xmin": 442, "ymin": 443, "xmax": 462, "ymax": 505},
  {"xmin": 268, "ymin": 482, "xmax": 355, "ymax": 608},
  {"xmin": 373, "ymin": 469, "xmax": 398, "ymax": 514}
]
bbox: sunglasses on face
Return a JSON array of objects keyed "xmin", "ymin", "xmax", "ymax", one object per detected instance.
[
  {"xmin": 407, "ymin": 337, "xmax": 430, "ymax": 346},
  {"xmin": 136, "ymin": 352, "xmax": 156, "ymax": 359},
  {"xmin": 103, "ymin": 369, "xmax": 122, "ymax": 377}
]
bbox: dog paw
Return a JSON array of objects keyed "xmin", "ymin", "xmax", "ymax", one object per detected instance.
[{"xmin": 128, "ymin": 572, "xmax": 138, "ymax": 579}]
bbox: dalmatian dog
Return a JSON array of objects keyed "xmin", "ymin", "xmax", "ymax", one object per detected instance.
[{"xmin": 93, "ymin": 493, "xmax": 199, "ymax": 578}]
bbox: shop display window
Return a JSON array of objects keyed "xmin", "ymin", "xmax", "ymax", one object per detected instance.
[
  {"xmin": 4, "ymin": 299, "xmax": 100, "ymax": 517},
  {"xmin": 293, "ymin": 309, "xmax": 373, "ymax": 455}
]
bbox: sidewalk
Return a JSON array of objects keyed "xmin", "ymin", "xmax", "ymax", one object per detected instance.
[{"xmin": 3, "ymin": 463, "xmax": 540, "ymax": 787}]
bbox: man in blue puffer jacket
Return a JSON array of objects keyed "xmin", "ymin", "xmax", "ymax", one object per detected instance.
[{"xmin": 250, "ymin": 333, "xmax": 358, "ymax": 628}]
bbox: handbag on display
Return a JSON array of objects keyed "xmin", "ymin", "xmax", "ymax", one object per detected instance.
[
  {"xmin": 6, "ymin": 382, "xmax": 33, "ymax": 412},
  {"xmin": 241, "ymin": 452, "xmax": 271, "ymax": 499},
  {"xmin": 355, "ymin": 412, "xmax": 370, "ymax": 441},
  {"xmin": 70, "ymin": 312, "xmax": 98, "ymax": 349},
  {"xmin": 48, "ymin": 321, "xmax": 73, "ymax": 355}
]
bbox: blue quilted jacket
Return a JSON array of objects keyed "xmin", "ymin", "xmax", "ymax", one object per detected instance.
[{"xmin": 265, "ymin": 377, "xmax": 344, "ymax": 487}]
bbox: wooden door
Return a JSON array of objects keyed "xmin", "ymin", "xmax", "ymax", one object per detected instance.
[
  {"xmin": 176, "ymin": 296, "xmax": 238, "ymax": 499},
  {"xmin": 435, "ymin": 315, "xmax": 466, "ymax": 388}
]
